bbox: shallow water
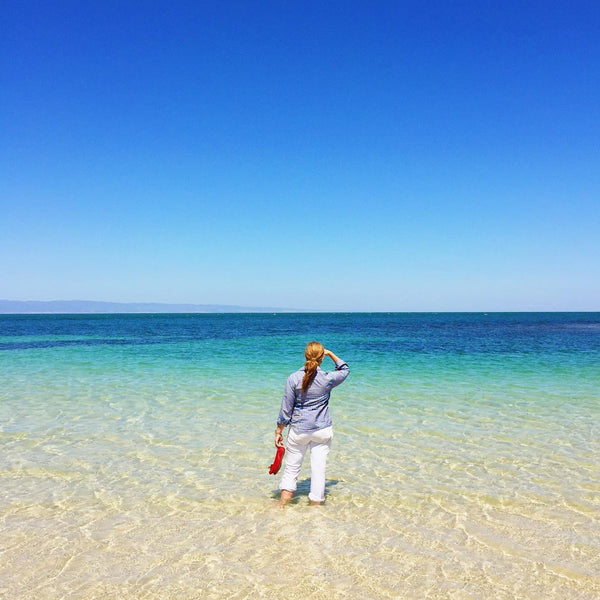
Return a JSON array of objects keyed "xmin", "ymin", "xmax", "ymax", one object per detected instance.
[{"xmin": 1, "ymin": 313, "xmax": 599, "ymax": 599}]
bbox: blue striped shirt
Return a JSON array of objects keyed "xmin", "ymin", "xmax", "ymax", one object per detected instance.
[{"xmin": 277, "ymin": 359, "xmax": 350, "ymax": 432}]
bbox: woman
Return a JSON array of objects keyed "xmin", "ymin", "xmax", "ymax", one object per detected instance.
[{"xmin": 275, "ymin": 341, "xmax": 349, "ymax": 506}]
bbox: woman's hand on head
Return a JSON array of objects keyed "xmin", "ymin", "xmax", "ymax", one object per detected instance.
[{"xmin": 322, "ymin": 348, "xmax": 341, "ymax": 363}]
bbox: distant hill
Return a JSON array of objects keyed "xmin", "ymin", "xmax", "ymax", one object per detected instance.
[{"xmin": 0, "ymin": 300, "xmax": 297, "ymax": 314}]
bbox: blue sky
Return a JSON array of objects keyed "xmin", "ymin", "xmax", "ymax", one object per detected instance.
[{"xmin": 2, "ymin": 1, "xmax": 599, "ymax": 311}]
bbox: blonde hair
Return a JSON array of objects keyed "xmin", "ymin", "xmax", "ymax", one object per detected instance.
[{"xmin": 302, "ymin": 341, "xmax": 324, "ymax": 393}]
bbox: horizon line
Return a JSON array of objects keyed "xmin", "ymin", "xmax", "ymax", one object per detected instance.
[{"xmin": 0, "ymin": 300, "xmax": 598, "ymax": 315}]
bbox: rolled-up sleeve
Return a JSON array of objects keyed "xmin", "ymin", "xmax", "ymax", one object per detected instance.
[
  {"xmin": 329, "ymin": 359, "xmax": 349, "ymax": 388},
  {"xmin": 277, "ymin": 375, "xmax": 296, "ymax": 426}
]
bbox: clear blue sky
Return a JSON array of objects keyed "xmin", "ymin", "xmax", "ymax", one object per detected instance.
[{"xmin": 2, "ymin": 1, "xmax": 599, "ymax": 311}]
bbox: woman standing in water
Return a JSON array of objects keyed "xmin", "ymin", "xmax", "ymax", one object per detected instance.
[{"xmin": 275, "ymin": 342, "xmax": 349, "ymax": 506}]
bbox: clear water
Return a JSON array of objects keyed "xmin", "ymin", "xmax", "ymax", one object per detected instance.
[{"xmin": 1, "ymin": 313, "xmax": 599, "ymax": 599}]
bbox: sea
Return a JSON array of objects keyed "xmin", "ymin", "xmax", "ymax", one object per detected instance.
[{"xmin": 1, "ymin": 312, "xmax": 599, "ymax": 600}]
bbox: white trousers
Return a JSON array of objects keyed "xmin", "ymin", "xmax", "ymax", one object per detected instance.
[{"xmin": 279, "ymin": 426, "xmax": 333, "ymax": 502}]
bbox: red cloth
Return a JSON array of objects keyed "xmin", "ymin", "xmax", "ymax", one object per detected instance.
[{"xmin": 269, "ymin": 446, "xmax": 285, "ymax": 474}]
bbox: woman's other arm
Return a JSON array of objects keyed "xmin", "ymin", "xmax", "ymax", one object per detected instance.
[
  {"xmin": 275, "ymin": 424, "xmax": 285, "ymax": 448},
  {"xmin": 275, "ymin": 375, "xmax": 295, "ymax": 447}
]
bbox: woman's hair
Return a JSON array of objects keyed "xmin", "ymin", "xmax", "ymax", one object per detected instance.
[{"xmin": 302, "ymin": 341, "xmax": 324, "ymax": 393}]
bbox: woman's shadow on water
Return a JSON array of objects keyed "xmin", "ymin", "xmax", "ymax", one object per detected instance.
[{"xmin": 270, "ymin": 479, "xmax": 339, "ymax": 504}]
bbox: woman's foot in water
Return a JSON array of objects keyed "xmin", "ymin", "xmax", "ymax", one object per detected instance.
[{"xmin": 279, "ymin": 490, "xmax": 294, "ymax": 506}]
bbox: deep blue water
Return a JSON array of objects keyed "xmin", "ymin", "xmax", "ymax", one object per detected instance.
[{"xmin": 2, "ymin": 312, "xmax": 599, "ymax": 354}]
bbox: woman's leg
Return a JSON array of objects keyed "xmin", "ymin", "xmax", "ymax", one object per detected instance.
[
  {"xmin": 279, "ymin": 429, "xmax": 309, "ymax": 505},
  {"xmin": 308, "ymin": 427, "xmax": 333, "ymax": 504}
]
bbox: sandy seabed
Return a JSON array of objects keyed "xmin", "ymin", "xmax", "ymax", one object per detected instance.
[{"xmin": 2, "ymin": 470, "xmax": 599, "ymax": 600}]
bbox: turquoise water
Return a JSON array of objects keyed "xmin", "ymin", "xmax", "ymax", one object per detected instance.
[{"xmin": 1, "ymin": 313, "xmax": 599, "ymax": 599}]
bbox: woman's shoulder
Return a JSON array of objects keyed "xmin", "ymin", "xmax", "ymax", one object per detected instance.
[{"xmin": 288, "ymin": 368, "xmax": 305, "ymax": 380}]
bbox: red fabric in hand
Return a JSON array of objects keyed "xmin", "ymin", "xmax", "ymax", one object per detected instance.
[{"xmin": 269, "ymin": 446, "xmax": 285, "ymax": 474}]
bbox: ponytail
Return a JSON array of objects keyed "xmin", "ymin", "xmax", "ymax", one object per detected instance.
[
  {"xmin": 302, "ymin": 359, "xmax": 319, "ymax": 392},
  {"xmin": 301, "ymin": 341, "xmax": 324, "ymax": 393}
]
